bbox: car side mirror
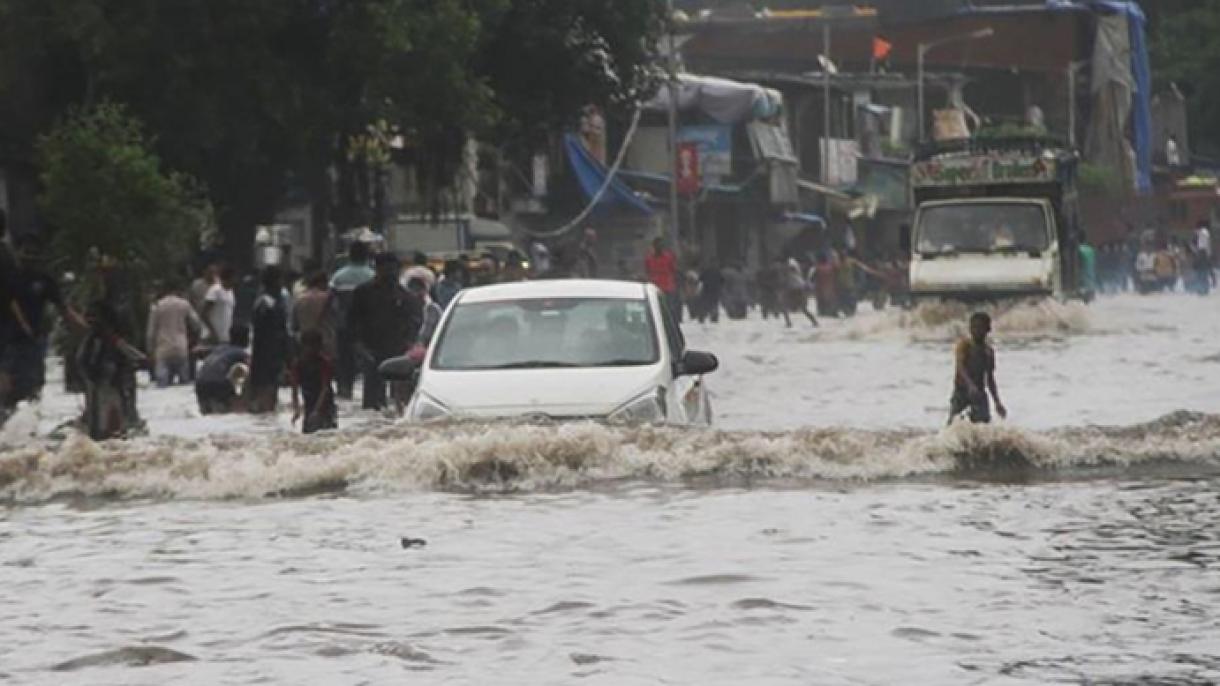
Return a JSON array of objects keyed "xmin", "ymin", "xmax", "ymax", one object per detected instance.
[
  {"xmin": 677, "ymin": 350, "xmax": 719, "ymax": 377},
  {"xmin": 378, "ymin": 355, "xmax": 419, "ymax": 381}
]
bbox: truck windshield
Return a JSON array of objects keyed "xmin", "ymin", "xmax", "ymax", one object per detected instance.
[
  {"xmin": 431, "ymin": 297, "xmax": 659, "ymax": 370},
  {"xmin": 916, "ymin": 203, "xmax": 1050, "ymax": 255}
]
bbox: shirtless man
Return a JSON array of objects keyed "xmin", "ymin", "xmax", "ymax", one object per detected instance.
[{"xmin": 949, "ymin": 312, "xmax": 1007, "ymax": 424}]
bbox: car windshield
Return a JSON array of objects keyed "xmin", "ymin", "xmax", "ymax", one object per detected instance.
[
  {"xmin": 916, "ymin": 203, "xmax": 1050, "ymax": 255},
  {"xmin": 431, "ymin": 297, "xmax": 659, "ymax": 370}
]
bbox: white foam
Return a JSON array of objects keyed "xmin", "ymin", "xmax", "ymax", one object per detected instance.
[{"xmin": 2, "ymin": 413, "xmax": 1217, "ymax": 503}]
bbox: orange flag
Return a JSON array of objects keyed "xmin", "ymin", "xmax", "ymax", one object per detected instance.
[{"xmin": 873, "ymin": 36, "xmax": 893, "ymax": 60}]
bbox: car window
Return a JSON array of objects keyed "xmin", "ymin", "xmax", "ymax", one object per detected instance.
[{"xmin": 431, "ymin": 297, "xmax": 660, "ymax": 370}]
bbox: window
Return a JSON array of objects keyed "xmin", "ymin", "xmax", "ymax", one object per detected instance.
[{"xmin": 432, "ymin": 297, "xmax": 659, "ymax": 370}]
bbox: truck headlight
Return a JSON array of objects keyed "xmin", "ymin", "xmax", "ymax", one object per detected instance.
[
  {"xmin": 406, "ymin": 392, "xmax": 451, "ymax": 422},
  {"xmin": 608, "ymin": 388, "xmax": 668, "ymax": 425}
]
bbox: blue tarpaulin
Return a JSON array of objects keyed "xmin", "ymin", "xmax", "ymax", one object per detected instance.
[{"xmin": 563, "ymin": 134, "xmax": 654, "ymax": 215}]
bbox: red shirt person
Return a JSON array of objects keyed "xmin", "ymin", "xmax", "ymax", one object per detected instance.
[
  {"xmin": 644, "ymin": 238, "xmax": 682, "ymax": 322},
  {"xmin": 644, "ymin": 238, "xmax": 678, "ymax": 293}
]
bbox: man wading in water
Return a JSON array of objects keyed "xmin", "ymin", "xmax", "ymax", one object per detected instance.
[{"xmin": 950, "ymin": 312, "xmax": 1007, "ymax": 424}]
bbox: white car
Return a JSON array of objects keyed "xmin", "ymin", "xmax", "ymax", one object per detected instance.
[{"xmin": 385, "ymin": 279, "xmax": 718, "ymax": 425}]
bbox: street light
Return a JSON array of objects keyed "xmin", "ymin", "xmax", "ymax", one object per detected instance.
[{"xmin": 917, "ymin": 27, "xmax": 994, "ymax": 143}]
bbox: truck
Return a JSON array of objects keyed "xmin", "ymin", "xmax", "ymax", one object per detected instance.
[{"xmin": 908, "ymin": 137, "xmax": 1084, "ymax": 302}]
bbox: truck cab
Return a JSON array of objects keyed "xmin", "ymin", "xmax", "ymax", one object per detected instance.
[
  {"xmin": 908, "ymin": 138, "xmax": 1082, "ymax": 302},
  {"xmin": 911, "ymin": 197, "xmax": 1061, "ymax": 299}
]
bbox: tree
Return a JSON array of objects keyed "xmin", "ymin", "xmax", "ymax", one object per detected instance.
[
  {"xmin": 36, "ymin": 102, "xmax": 211, "ymax": 282},
  {"xmin": 1, "ymin": 1, "xmax": 668, "ymax": 261}
]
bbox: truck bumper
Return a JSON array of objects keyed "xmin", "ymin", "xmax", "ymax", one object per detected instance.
[{"xmin": 910, "ymin": 287, "xmax": 1054, "ymax": 302}]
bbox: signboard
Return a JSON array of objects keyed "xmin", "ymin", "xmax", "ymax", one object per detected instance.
[
  {"xmin": 676, "ymin": 141, "xmax": 701, "ymax": 196},
  {"xmin": 912, "ymin": 155, "xmax": 1058, "ymax": 187},
  {"xmin": 677, "ymin": 125, "xmax": 732, "ymax": 183},
  {"xmin": 820, "ymin": 138, "xmax": 860, "ymax": 186}
]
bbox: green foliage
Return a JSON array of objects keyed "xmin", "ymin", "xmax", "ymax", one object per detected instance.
[
  {"xmin": 36, "ymin": 103, "xmax": 210, "ymax": 280},
  {"xmin": 0, "ymin": 0, "xmax": 667, "ymax": 256}
]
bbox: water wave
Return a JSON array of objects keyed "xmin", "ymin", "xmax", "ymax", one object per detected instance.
[
  {"xmin": 831, "ymin": 298, "xmax": 1092, "ymax": 342},
  {"xmin": 2, "ymin": 411, "xmax": 1217, "ymax": 504}
]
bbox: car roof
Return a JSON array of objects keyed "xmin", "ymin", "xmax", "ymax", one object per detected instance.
[{"xmin": 457, "ymin": 279, "xmax": 651, "ymax": 304}]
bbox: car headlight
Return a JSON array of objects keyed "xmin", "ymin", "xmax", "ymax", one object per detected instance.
[
  {"xmin": 608, "ymin": 388, "xmax": 667, "ymax": 425},
  {"xmin": 406, "ymin": 392, "xmax": 451, "ymax": 422}
]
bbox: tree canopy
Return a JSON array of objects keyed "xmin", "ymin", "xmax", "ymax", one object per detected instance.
[{"xmin": 0, "ymin": 0, "xmax": 664, "ymax": 266}]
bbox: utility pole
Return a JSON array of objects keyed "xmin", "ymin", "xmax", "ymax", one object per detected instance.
[
  {"xmin": 666, "ymin": 0, "xmax": 683, "ymax": 267},
  {"xmin": 822, "ymin": 22, "xmax": 832, "ymax": 187}
]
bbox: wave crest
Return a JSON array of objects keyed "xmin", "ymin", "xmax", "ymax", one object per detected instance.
[{"xmin": 2, "ymin": 412, "xmax": 1218, "ymax": 504}]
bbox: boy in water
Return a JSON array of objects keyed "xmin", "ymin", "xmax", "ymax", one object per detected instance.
[
  {"xmin": 291, "ymin": 329, "xmax": 336, "ymax": 434},
  {"xmin": 949, "ymin": 312, "xmax": 1007, "ymax": 424}
]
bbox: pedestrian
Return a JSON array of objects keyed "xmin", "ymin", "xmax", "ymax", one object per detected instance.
[
  {"xmin": 1194, "ymin": 221, "xmax": 1214, "ymax": 287},
  {"xmin": 188, "ymin": 263, "xmax": 217, "ymax": 315},
  {"xmin": 77, "ymin": 299, "xmax": 145, "ymax": 440},
  {"xmin": 195, "ymin": 324, "xmax": 250, "ymax": 415},
  {"xmin": 530, "ymin": 241, "xmax": 552, "ymax": 276},
  {"xmin": 1189, "ymin": 245, "xmax": 1212, "ymax": 296},
  {"xmin": 146, "ymin": 281, "xmax": 203, "ymax": 388},
  {"xmin": 720, "ymin": 263, "xmax": 750, "ymax": 320},
  {"xmin": 434, "ymin": 259, "xmax": 465, "ymax": 309},
  {"xmin": 500, "ymin": 251, "xmax": 529, "ymax": 282},
  {"xmin": 1134, "ymin": 245, "xmax": 1158, "ymax": 294},
  {"xmin": 400, "ymin": 251, "xmax": 437, "ymax": 291},
  {"xmin": 247, "ymin": 266, "xmax": 290, "ymax": 414},
  {"xmin": 836, "ymin": 250, "xmax": 862, "ymax": 317},
  {"xmin": 330, "ymin": 241, "xmax": 375, "ymax": 399},
  {"xmin": 293, "ymin": 259, "xmax": 321, "ymax": 300},
  {"xmin": 644, "ymin": 238, "xmax": 681, "ymax": 323},
  {"xmin": 783, "ymin": 257, "xmax": 818, "ymax": 328},
  {"xmin": 401, "ymin": 277, "xmax": 442, "ymax": 404},
  {"xmin": 1153, "ymin": 245, "xmax": 1178, "ymax": 292},
  {"xmin": 406, "ymin": 278, "xmax": 443, "ymax": 346},
  {"xmin": 694, "ymin": 262, "xmax": 722, "ymax": 324},
  {"xmin": 809, "ymin": 251, "xmax": 839, "ymax": 319},
  {"xmin": 201, "ymin": 265, "xmax": 237, "ymax": 344},
  {"xmin": 292, "ymin": 271, "xmax": 337, "ymax": 360},
  {"xmin": 291, "ymin": 329, "xmax": 337, "ymax": 434},
  {"xmin": 574, "ymin": 228, "xmax": 599, "ymax": 278},
  {"xmin": 349, "ymin": 253, "xmax": 421, "ymax": 411},
  {"xmin": 756, "ymin": 259, "xmax": 783, "ymax": 321},
  {"xmin": 2, "ymin": 235, "xmax": 87, "ymax": 414},
  {"xmin": 949, "ymin": 312, "xmax": 1007, "ymax": 424}
]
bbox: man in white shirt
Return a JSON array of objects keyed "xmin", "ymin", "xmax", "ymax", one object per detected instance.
[
  {"xmin": 1166, "ymin": 134, "xmax": 1182, "ymax": 168},
  {"xmin": 201, "ymin": 266, "xmax": 237, "ymax": 344},
  {"xmin": 1195, "ymin": 222, "xmax": 1212, "ymax": 257},
  {"xmin": 147, "ymin": 283, "xmax": 203, "ymax": 387}
]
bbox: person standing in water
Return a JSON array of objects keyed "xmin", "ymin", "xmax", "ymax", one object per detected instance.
[{"xmin": 949, "ymin": 312, "xmax": 1007, "ymax": 424}]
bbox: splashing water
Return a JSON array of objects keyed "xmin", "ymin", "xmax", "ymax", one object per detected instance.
[
  {"xmin": 2, "ymin": 412, "xmax": 1217, "ymax": 504},
  {"xmin": 831, "ymin": 298, "xmax": 1092, "ymax": 343}
]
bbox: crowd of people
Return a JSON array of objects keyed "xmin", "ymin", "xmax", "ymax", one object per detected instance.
[
  {"xmin": 11, "ymin": 212, "xmax": 1206, "ymax": 442},
  {"xmin": 1094, "ymin": 222, "xmax": 1215, "ymax": 295},
  {"xmin": 0, "ymin": 211, "xmax": 923, "ymax": 442},
  {"xmin": 651, "ymin": 243, "xmax": 912, "ymax": 329}
]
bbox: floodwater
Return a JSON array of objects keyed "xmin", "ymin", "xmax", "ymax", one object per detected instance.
[{"xmin": 2, "ymin": 293, "xmax": 1219, "ymax": 684}]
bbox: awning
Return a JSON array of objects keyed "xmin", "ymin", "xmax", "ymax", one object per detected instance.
[{"xmin": 564, "ymin": 134, "xmax": 654, "ymax": 216}]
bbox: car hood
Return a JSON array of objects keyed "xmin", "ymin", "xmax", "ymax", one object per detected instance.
[
  {"xmin": 911, "ymin": 253, "xmax": 1054, "ymax": 291},
  {"xmin": 418, "ymin": 365, "xmax": 665, "ymax": 418}
]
